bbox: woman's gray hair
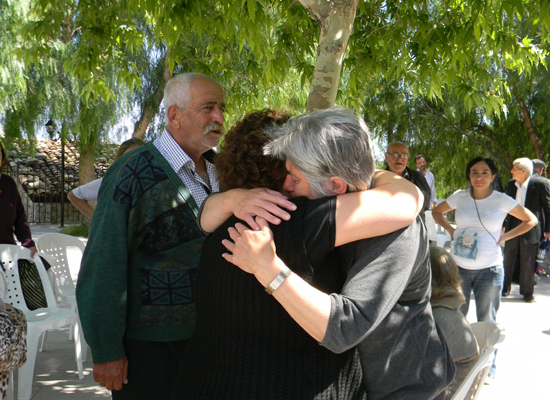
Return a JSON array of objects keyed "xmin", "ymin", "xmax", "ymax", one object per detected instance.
[
  {"xmin": 264, "ymin": 108, "xmax": 375, "ymax": 198},
  {"xmin": 163, "ymin": 73, "xmax": 219, "ymax": 124},
  {"xmin": 513, "ymin": 157, "xmax": 533, "ymax": 176}
]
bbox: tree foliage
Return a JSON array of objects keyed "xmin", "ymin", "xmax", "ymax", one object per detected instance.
[
  {"xmin": 17, "ymin": 0, "xmax": 550, "ymax": 117},
  {"xmin": 363, "ymin": 59, "xmax": 550, "ymax": 198},
  {"xmin": 7, "ymin": 0, "xmax": 550, "ymax": 196}
]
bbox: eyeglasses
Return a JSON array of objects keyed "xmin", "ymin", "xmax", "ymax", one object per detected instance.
[
  {"xmin": 386, "ymin": 153, "xmax": 409, "ymax": 159},
  {"xmin": 469, "ymin": 172, "xmax": 492, "ymax": 178}
]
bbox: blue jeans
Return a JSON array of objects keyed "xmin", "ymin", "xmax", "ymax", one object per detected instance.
[
  {"xmin": 459, "ymin": 264, "xmax": 504, "ymax": 376},
  {"xmin": 458, "ymin": 264, "xmax": 504, "ymax": 323}
]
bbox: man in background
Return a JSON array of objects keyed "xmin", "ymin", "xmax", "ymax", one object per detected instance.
[
  {"xmin": 532, "ymin": 159, "xmax": 546, "ymax": 177},
  {"xmin": 503, "ymin": 158, "xmax": 550, "ymax": 302},
  {"xmin": 416, "ymin": 154, "xmax": 437, "ymax": 208},
  {"xmin": 385, "ymin": 142, "xmax": 431, "ymax": 213}
]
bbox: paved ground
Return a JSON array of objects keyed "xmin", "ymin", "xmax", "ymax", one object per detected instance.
[{"xmin": 11, "ymin": 224, "xmax": 550, "ymax": 399}]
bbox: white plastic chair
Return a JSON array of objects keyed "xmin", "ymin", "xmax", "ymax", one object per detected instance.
[
  {"xmin": 450, "ymin": 322, "xmax": 505, "ymax": 400},
  {"xmin": 35, "ymin": 233, "xmax": 85, "ymax": 303},
  {"xmin": 0, "ymin": 245, "xmax": 84, "ymax": 400},
  {"xmin": 34, "ymin": 252, "xmax": 87, "ymax": 356},
  {"xmin": 35, "ymin": 234, "xmax": 88, "ymax": 359}
]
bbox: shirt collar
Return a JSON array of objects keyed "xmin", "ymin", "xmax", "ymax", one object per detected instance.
[
  {"xmin": 155, "ymin": 128, "xmax": 217, "ymax": 174},
  {"xmin": 155, "ymin": 129, "xmax": 195, "ymax": 173},
  {"xmin": 515, "ymin": 176, "xmax": 531, "ymax": 189},
  {"xmin": 385, "ymin": 165, "xmax": 409, "ymax": 178}
]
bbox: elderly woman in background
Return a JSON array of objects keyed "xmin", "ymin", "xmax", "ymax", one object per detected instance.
[
  {"xmin": 0, "ymin": 140, "xmax": 37, "ymax": 257},
  {"xmin": 430, "ymin": 246, "xmax": 479, "ymax": 398}
]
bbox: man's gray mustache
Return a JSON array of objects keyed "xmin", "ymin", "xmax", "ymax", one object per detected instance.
[{"xmin": 203, "ymin": 123, "xmax": 225, "ymax": 135}]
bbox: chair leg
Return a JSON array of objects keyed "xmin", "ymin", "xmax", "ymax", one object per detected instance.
[
  {"xmin": 80, "ymin": 327, "xmax": 88, "ymax": 363},
  {"xmin": 17, "ymin": 328, "xmax": 41, "ymax": 400},
  {"xmin": 68, "ymin": 305, "xmax": 76, "ymax": 340},
  {"xmin": 6, "ymin": 371, "xmax": 14, "ymax": 400},
  {"xmin": 73, "ymin": 322, "xmax": 84, "ymax": 380},
  {"xmin": 39, "ymin": 330, "xmax": 47, "ymax": 352}
]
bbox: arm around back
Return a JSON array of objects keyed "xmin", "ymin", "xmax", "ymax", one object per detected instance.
[{"xmin": 334, "ymin": 170, "xmax": 422, "ymax": 246}]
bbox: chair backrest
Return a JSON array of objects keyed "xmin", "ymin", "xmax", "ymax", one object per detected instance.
[
  {"xmin": 450, "ymin": 322, "xmax": 505, "ymax": 400},
  {"xmin": 36, "ymin": 233, "xmax": 85, "ymax": 287},
  {"xmin": 0, "ymin": 244, "xmax": 57, "ymax": 313},
  {"xmin": 36, "ymin": 252, "xmax": 66, "ymax": 302}
]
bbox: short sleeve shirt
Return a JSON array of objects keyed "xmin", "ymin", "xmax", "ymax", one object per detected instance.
[
  {"xmin": 446, "ymin": 190, "xmax": 518, "ymax": 269},
  {"xmin": 72, "ymin": 178, "xmax": 103, "ymax": 202}
]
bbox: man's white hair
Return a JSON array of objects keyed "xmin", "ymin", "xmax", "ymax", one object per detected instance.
[
  {"xmin": 163, "ymin": 73, "xmax": 220, "ymax": 124},
  {"xmin": 513, "ymin": 157, "xmax": 533, "ymax": 176}
]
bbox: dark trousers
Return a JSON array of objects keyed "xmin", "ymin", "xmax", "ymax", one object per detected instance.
[
  {"xmin": 111, "ymin": 339, "xmax": 189, "ymax": 400},
  {"xmin": 503, "ymin": 237, "xmax": 538, "ymax": 296}
]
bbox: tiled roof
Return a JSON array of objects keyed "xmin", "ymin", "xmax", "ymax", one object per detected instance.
[{"xmin": 4, "ymin": 139, "xmax": 118, "ymax": 201}]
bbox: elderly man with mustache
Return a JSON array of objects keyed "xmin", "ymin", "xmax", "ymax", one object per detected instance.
[{"xmin": 77, "ymin": 73, "xmax": 294, "ymax": 400}]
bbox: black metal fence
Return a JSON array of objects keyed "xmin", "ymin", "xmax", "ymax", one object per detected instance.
[{"xmin": 3, "ymin": 164, "xmax": 84, "ymax": 225}]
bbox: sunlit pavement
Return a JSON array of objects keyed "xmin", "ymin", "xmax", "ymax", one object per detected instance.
[
  {"xmin": 14, "ymin": 225, "xmax": 550, "ymax": 399},
  {"xmin": 475, "ymin": 277, "xmax": 549, "ymax": 400}
]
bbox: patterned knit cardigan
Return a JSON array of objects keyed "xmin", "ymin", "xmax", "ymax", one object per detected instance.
[{"xmin": 76, "ymin": 143, "xmax": 206, "ymax": 364}]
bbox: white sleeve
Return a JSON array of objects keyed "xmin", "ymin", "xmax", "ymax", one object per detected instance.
[
  {"xmin": 445, "ymin": 190, "xmax": 464, "ymax": 210},
  {"xmin": 72, "ymin": 178, "xmax": 103, "ymax": 202},
  {"xmin": 500, "ymin": 192, "xmax": 519, "ymax": 213}
]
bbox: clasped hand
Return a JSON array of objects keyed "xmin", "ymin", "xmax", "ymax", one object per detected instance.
[{"xmin": 222, "ymin": 217, "xmax": 277, "ymax": 275}]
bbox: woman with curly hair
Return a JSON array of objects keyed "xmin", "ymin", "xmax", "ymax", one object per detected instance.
[{"xmin": 172, "ymin": 109, "xmax": 424, "ymax": 399}]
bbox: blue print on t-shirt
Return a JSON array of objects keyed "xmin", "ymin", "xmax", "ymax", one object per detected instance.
[{"xmin": 454, "ymin": 231, "xmax": 479, "ymax": 260}]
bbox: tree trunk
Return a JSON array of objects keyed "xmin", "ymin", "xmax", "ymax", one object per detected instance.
[
  {"xmin": 78, "ymin": 145, "xmax": 96, "ymax": 186},
  {"xmin": 77, "ymin": 139, "xmax": 95, "ymax": 225},
  {"xmin": 520, "ymin": 103, "xmax": 543, "ymax": 160},
  {"xmin": 133, "ymin": 57, "xmax": 172, "ymax": 139},
  {"xmin": 299, "ymin": 0, "xmax": 358, "ymax": 112}
]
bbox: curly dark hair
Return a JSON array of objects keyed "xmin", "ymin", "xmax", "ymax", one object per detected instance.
[{"xmin": 216, "ymin": 109, "xmax": 291, "ymax": 192}]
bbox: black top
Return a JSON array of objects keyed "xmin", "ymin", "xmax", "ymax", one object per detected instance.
[
  {"xmin": 0, "ymin": 174, "xmax": 36, "ymax": 249},
  {"xmin": 172, "ymin": 196, "xmax": 366, "ymax": 400}
]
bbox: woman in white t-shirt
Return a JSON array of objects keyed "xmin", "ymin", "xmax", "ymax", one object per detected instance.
[{"xmin": 433, "ymin": 157, "xmax": 537, "ymax": 323}]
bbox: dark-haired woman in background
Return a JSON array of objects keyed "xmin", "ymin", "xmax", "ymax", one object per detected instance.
[
  {"xmin": 433, "ymin": 157, "xmax": 536, "ymax": 324},
  {"xmin": 0, "ymin": 140, "xmax": 38, "ymax": 257}
]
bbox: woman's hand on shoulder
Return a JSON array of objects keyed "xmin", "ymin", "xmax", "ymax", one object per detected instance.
[
  {"xmin": 200, "ymin": 188, "xmax": 296, "ymax": 232},
  {"xmin": 222, "ymin": 217, "xmax": 279, "ymax": 277}
]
